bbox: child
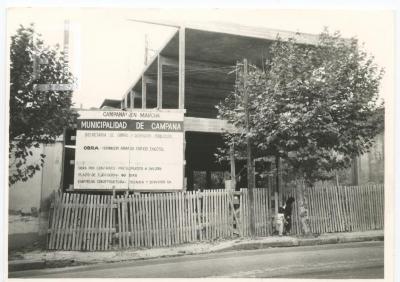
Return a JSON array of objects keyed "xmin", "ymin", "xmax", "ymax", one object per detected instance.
[{"xmin": 276, "ymin": 206, "xmax": 286, "ymax": 236}]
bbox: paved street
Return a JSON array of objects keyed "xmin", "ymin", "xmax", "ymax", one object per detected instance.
[{"xmin": 10, "ymin": 241, "xmax": 383, "ymax": 279}]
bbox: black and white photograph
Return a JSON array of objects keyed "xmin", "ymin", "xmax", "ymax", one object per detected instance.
[{"xmin": 5, "ymin": 7, "xmax": 395, "ymax": 280}]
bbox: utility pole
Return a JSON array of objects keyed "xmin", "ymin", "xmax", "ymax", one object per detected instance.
[
  {"xmin": 243, "ymin": 58, "xmax": 255, "ymax": 236},
  {"xmin": 275, "ymin": 155, "xmax": 280, "ymax": 216}
]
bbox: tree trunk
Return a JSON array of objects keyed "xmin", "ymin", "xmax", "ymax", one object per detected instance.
[{"xmin": 296, "ymin": 180, "xmax": 312, "ymax": 236}]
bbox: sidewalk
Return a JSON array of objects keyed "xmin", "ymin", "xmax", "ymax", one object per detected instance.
[{"xmin": 9, "ymin": 230, "xmax": 383, "ymax": 272}]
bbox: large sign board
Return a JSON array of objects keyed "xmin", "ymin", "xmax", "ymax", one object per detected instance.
[{"xmin": 74, "ymin": 110, "xmax": 185, "ymax": 191}]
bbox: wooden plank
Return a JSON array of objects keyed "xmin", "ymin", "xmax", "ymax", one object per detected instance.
[
  {"xmin": 178, "ymin": 192, "xmax": 184, "ymax": 243},
  {"xmin": 61, "ymin": 193, "xmax": 71, "ymax": 250},
  {"xmin": 157, "ymin": 194, "xmax": 164, "ymax": 246},
  {"xmin": 196, "ymin": 192, "xmax": 202, "ymax": 241},
  {"xmin": 57, "ymin": 193, "xmax": 67, "ymax": 250},
  {"xmin": 370, "ymin": 185, "xmax": 376, "ymax": 230},
  {"xmin": 342, "ymin": 186, "xmax": 349, "ymax": 231},
  {"xmin": 153, "ymin": 194, "xmax": 160, "ymax": 247},
  {"xmin": 146, "ymin": 195, "xmax": 152, "ymax": 247},
  {"xmin": 163, "ymin": 193, "xmax": 169, "ymax": 246},
  {"xmin": 332, "ymin": 186, "xmax": 341, "ymax": 232},
  {"xmin": 338, "ymin": 186, "xmax": 346, "ymax": 232},
  {"xmin": 65, "ymin": 193, "xmax": 74, "ymax": 250},
  {"xmin": 150, "ymin": 194, "xmax": 156, "ymax": 247},
  {"xmin": 102, "ymin": 195, "xmax": 108, "ymax": 250},
  {"xmin": 267, "ymin": 187, "xmax": 271, "ymax": 235},
  {"xmin": 124, "ymin": 195, "xmax": 130, "ymax": 248},
  {"xmin": 365, "ymin": 185, "xmax": 374, "ymax": 230},
  {"xmin": 158, "ymin": 194, "xmax": 165, "ymax": 246},
  {"xmin": 379, "ymin": 185, "xmax": 384, "ymax": 228},
  {"xmin": 217, "ymin": 190, "xmax": 222, "ymax": 238},
  {"xmin": 56, "ymin": 193, "xmax": 66, "ymax": 250},
  {"xmin": 321, "ymin": 186, "xmax": 330, "ymax": 233},
  {"xmin": 104, "ymin": 195, "xmax": 110, "ymax": 250},
  {"xmin": 348, "ymin": 186, "xmax": 356, "ymax": 231},
  {"xmin": 371, "ymin": 186, "xmax": 376, "ymax": 229},
  {"xmin": 203, "ymin": 190, "xmax": 208, "ymax": 240},
  {"xmin": 137, "ymin": 194, "xmax": 144, "ymax": 246},
  {"xmin": 81, "ymin": 194, "xmax": 89, "ymax": 251},
  {"xmin": 131, "ymin": 195, "xmax": 138, "ymax": 247},
  {"xmin": 365, "ymin": 186, "xmax": 371, "ymax": 230},
  {"xmin": 142, "ymin": 194, "xmax": 148, "ymax": 247},
  {"xmin": 148, "ymin": 194, "xmax": 154, "ymax": 247},
  {"xmin": 181, "ymin": 192, "xmax": 186, "ymax": 243},
  {"xmin": 349, "ymin": 186, "xmax": 358, "ymax": 231},
  {"xmin": 222, "ymin": 191, "xmax": 227, "ymax": 237},
  {"xmin": 166, "ymin": 193, "xmax": 172, "ymax": 245},
  {"xmin": 49, "ymin": 191, "xmax": 61, "ymax": 249},
  {"xmin": 306, "ymin": 187, "xmax": 313, "ymax": 233},
  {"xmin": 89, "ymin": 194, "xmax": 97, "ymax": 251},
  {"xmin": 169, "ymin": 193, "xmax": 175, "ymax": 245},
  {"xmin": 115, "ymin": 196, "xmax": 121, "ymax": 249},
  {"xmin": 76, "ymin": 194, "xmax": 85, "ymax": 250},
  {"xmin": 371, "ymin": 186, "xmax": 378, "ymax": 229},
  {"xmin": 70, "ymin": 193, "xmax": 79, "ymax": 250},
  {"xmin": 91, "ymin": 195, "xmax": 97, "ymax": 251},
  {"xmin": 91, "ymin": 194, "xmax": 98, "ymax": 251},
  {"xmin": 327, "ymin": 187, "xmax": 337, "ymax": 232},
  {"xmin": 77, "ymin": 194, "xmax": 87, "ymax": 250},
  {"xmin": 362, "ymin": 186, "xmax": 368, "ymax": 230},
  {"xmin": 96, "ymin": 195, "xmax": 103, "ymax": 251},
  {"xmin": 186, "ymin": 193, "xmax": 192, "ymax": 242},
  {"xmin": 211, "ymin": 190, "xmax": 216, "ymax": 239},
  {"xmin": 93, "ymin": 195, "xmax": 99, "ymax": 251},
  {"xmin": 99, "ymin": 195, "xmax": 104, "ymax": 250},
  {"xmin": 137, "ymin": 195, "xmax": 143, "ymax": 247},
  {"xmin": 184, "ymin": 193, "xmax": 189, "ymax": 242},
  {"xmin": 313, "ymin": 187, "xmax": 321, "ymax": 233},
  {"xmin": 191, "ymin": 192, "xmax": 195, "ymax": 241},
  {"xmin": 83, "ymin": 194, "xmax": 90, "ymax": 251},
  {"xmin": 50, "ymin": 191, "xmax": 62, "ymax": 250},
  {"xmin": 171, "ymin": 193, "xmax": 177, "ymax": 245},
  {"xmin": 356, "ymin": 186, "xmax": 363, "ymax": 231},
  {"xmin": 360, "ymin": 186, "xmax": 367, "ymax": 230},
  {"xmin": 127, "ymin": 195, "xmax": 133, "ymax": 247},
  {"xmin": 378, "ymin": 185, "xmax": 384, "ymax": 229},
  {"xmin": 154, "ymin": 194, "xmax": 164, "ymax": 246}
]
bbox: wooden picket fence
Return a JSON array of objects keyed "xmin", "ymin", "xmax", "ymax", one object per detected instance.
[
  {"xmin": 281, "ymin": 184, "xmax": 384, "ymax": 235},
  {"xmin": 47, "ymin": 192, "xmax": 115, "ymax": 251},
  {"xmin": 48, "ymin": 189, "xmax": 236, "ymax": 250},
  {"xmin": 114, "ymin": 190, "xmax": 234, "ymax": 249},
  {"xmin": 240, "ymin": 188, "xmax": 273, "ymax": 237},
  {"xmin": 47, "ymin": 184, "xmax": 384, "ymax": 250}
]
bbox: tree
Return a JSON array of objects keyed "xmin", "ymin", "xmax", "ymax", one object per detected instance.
[
  {"xmin": 9, "ymin": 24, "xmax": 76, "ymax": 185},
  {"xmin": 216, "ymin": 29, "xmax": 384, "ymax": 234}
]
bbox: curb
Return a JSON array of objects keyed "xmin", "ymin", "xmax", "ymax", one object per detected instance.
[
  {"xmin": 9, "ymin": 233, "xmax": 384, "ymax": 272},
  {"xmin": 223, "ymin": 234, "xmax": 383, "ymax": 251}
]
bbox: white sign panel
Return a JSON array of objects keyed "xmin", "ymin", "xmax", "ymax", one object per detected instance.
[{"xmin": 74, "ymin": 110, "xmax": 185, "ymax": 190}]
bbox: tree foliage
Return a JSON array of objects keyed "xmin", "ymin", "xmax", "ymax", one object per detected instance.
[
  {"xmin": 216, "ymin": 29, "xmax": 384, "ymax": 184},
  {"xmin": 9, "ymin": 24, "xmax": 76, "ymax": 185}
]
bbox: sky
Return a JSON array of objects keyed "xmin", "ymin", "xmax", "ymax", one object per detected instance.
[{"xmin": 6, "ymin": 8, "xmax": 394, "ymax": 109}]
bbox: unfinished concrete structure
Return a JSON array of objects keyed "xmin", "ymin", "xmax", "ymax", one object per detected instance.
[
  {"xmin": 99, "ymin": 21, "xmax": 383, "ymax": 190},
  {"xmin": 100, "ymin": 22, "xmax": 319, "ymax": 190}
]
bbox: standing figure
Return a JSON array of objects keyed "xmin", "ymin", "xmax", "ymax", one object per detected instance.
[
  {"xmin": 276, "ymin": 206, "xmax": 285, "ymax": 236},
  {"xmin": 283, "ymin": 197, "xmax": 295, "ymax": 235}
]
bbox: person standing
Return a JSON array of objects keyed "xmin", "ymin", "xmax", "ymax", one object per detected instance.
[{"xmin": 283, "ymin": 197, "xmax": 295, "ymax": 235}]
